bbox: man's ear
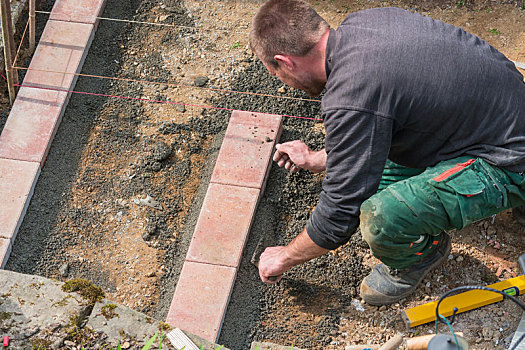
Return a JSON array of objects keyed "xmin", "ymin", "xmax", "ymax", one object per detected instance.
[{"xmin": 274, "ymin": 54, "xmax": 294, "ymax": 70}]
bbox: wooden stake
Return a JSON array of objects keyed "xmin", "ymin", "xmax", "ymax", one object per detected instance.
[
  {"xmin": 4, "ymin": 0, "xmax": 16, "ymax": 85},
  {"xmin": 0, "ymin": 0, "xmax": 16, "ymax": 104},
  {"xmin": 29, "ymin": 0, "xmax": 35, "ymax": 52}
]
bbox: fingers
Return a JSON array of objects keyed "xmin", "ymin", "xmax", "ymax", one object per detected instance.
[
  {"xmin": 273, "ymin": 148, "xmax": 283, "ymax": 162},
  {"xmin": 274, "ymin": 143, "xmax": 300, "ymax": 173},
  {"xmin": 261, "ymin": 274, "xmax": 283, "ymax": 284},
  {"xmin": 277, "ymin": 153, "xmax": 289, "ymax": 168},
  {"xmin": 258, "ymin": 246, "xmax": 286, "ymax": 284}
]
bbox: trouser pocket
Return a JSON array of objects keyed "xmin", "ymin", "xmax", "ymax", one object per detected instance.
[{"xmin": 429, "ymin": 158, "xmax": 507, "ymax": 229}]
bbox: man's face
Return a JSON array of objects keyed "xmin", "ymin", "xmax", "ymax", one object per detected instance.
[{"xmin": 263, "ymin": 60, "xmax": 324, "ymax": 97}]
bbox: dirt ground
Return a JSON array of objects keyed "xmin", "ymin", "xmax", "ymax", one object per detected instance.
[{"xmin": 2, "ymin": 0, "xmax": 525, "ymax": 349}]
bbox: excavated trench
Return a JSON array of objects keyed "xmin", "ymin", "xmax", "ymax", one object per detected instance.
[{"xmin": 4, "ymin": 0, "xmax": 525, "ymax": 349}]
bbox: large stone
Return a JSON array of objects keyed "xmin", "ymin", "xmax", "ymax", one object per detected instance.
[
  {"xmin": 88, "ymin": 300, "xmax": 229, "ymax": 349},
  {"xmin": 87, "ymin": 299, "xmax": 161, "ymax": 346},
  {"xmin": 0, "ymin": 270, "xmax": 89, "ymax": 349}
]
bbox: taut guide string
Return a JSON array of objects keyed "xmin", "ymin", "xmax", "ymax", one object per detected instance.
[{"xmin": 1, "ymin": 11, "xmax": 324, "ymax": 122}]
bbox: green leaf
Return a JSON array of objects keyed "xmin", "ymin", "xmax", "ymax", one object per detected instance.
[
  {"xmin": 142, "ymin": 332, "xmax": 158, "ymax": 350},
  {"xmin": 158, "ymin": 333, "xmax": 165, "ymax": 350}
]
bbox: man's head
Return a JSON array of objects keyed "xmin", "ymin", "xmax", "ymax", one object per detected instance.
[{"xmin": 250, "ymin": 0, "xmax": 330, "ymax": 96}]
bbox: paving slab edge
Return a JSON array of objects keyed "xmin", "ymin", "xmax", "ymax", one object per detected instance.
[
  {"xmin": 1, "ymin": 4, "xmax": 284, "ymax": 347},
  {"xmin": 0, "ymin": 0, "xmax": 106, "ymax": 265},
  {"xmin": 166, "ymin": 111, "xmax": 283, "ymax": 343}
]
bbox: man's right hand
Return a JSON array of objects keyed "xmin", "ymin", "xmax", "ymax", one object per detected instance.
[{"xmin": 273, "ymin": 141, "xmax": 327, "ymax": 173}]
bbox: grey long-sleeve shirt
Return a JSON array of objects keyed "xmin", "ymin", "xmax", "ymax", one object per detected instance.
[{"xmin": 306, "ymin": 7, "xmax": 525, "ymax": 250}]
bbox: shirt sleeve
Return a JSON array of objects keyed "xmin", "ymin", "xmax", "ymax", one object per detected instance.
[{"xmin": 306, "ymin": 109, "xmax": 393, "ymax": 249}]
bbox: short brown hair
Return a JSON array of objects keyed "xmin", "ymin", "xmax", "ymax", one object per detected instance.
[{"xmin": 250, "ymin": 0, "xmax": 329, "ymax": 68}]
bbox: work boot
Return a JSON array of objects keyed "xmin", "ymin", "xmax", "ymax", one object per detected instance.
[{"xmin": 360, "ymin": 232, "xmax": 451, "ymax": 305}]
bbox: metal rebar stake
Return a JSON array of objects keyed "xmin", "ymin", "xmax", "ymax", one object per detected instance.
[
  {"xmin": 0, "ymin": 0, "xmax": 16, "ymax": 104},
  {"xmin": 29, "ymin": 0, "xmax": 35, "ymax": 52}
]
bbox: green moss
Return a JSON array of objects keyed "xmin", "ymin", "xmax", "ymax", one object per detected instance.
[
  {"xmin": 101, "ymin": 303, "xmax": 119, "ymax": 320},
  {"xmin": 64, "ymin": 315, "xmax": 94, "ymax": 345},
  {"xmin": 158, "ymin": 321, "xmax": 172, "ymax": 332},
  {"xmin": 62, "ymin": 278, "xmax": 104, "ymax": 305},
  {"xmin": 28, "ymin": 282, "xmax": 41, "ymax": 289},
  {"xmin": 0, "ymin": 311, "xmax": 12, "ymax": 321},
  {"xmin": 52, "ymin": 295, "xmax": 73, "ymax": 307},
  {"xmin": 31, "ymin": 338, "xmax": 52, "ymax": 350}
]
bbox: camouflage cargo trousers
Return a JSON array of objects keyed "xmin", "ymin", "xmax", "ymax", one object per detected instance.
[{"xmin": 360, "ymin": 156, "xmax": 525, "ymax": 269}]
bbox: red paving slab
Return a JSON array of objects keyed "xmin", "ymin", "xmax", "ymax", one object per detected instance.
[
  {"xmin": 50, "ymin": 0, "xmax": 106, "ymax": 24},
  {"xmin": 0, "ymin": 238, "xmax": 12, "ymax": 269},
  {"xmin": 186, "ymin": 183, "xmax": 260, "ymax": 267},
  {"xmin": 0, "ymin": 159, "xmax": 40, "ymax": 240},
  {"xmin": 0, "ymin": 20, "xmax": 94, "ymax": 165},
  {"xmin": 210, "ymin": 110, "xmax": 282, "ymax": 189},
  {"xmin": 166, "ymin": 261, "xmax": 236, "ymax": 343}
]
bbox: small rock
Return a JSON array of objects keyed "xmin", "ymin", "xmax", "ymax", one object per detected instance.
[
  {"xmin": 351, "ymin": 299, "xmax": 365, "ymax": 312},
  {"xmin": 175, "ymin": 104, "xmax": 186, "ymax": 113},
  {"xmin": 59, "ymin": 263, "xmax": 70, "ymax": 277},
  {"xmin": 164, "ymin": 6, "xmax": 184, "ymax": 14},
  {"xmin": 277, "ymin": 86, "xmax": 286, "ymax": 94},
  {"xmin": 482, "ymin": 327, "xmax": 494, "ymax": 340},
  {"xmin": 265, "ymin": 136, "xmax": 273, "ymax": 142},
  {"xmin": 151, "ymin": 161, "xmax": 162, "ymax": 172},
  {"xmin": 448, "ymin": 254, "xmax": 454, "ymax": 260},
  {"xmin": 143, "ymin": 219, "xmax": 158, "ymax": 241},
  {"xmin": 194, "ymin": 76, "xmax": 209, "ymax": 87},
  {"xmin": 64, "ymin": 340, "xmax": 76, "ymax": 347},
  {"xmin": 145, "ymin": 271, "xmax": 156, "ymax": 277},
  {"xmin": 135, "ymin": 195, "xmax": 162, "ymax": 210},
  {"xmin": 152, "ymin": 141, "xmax": 171, "ymax": 162},
  {"xmin": 121, "ymin": 341, "xmax": 131, "ymax": 349},
  {"xmin": 456, "ymin": 255, "xmax": 464, "ymax": 262},
  {"xmin": 51, "ymin": 338, "xmax": 64, "ymax": 349}
]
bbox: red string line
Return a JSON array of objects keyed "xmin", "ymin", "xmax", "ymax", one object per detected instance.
[
  {"xmin": 35, "ymin": 10, "xmax": 247, "ymax": 34},
  {"xmin": 11, "ymin": 66, "xmax": 322, "ymax": 103},
  {"xmin": 1, "ymin": 72, "xmax": 324, "ymax": 122},
  {"xmin": 12, "ymin": 18, "xmax": 320, "ymax": 104},
  {"xmin": 2, "ymin": 13, "xmax": 323, "ymax": 122}
]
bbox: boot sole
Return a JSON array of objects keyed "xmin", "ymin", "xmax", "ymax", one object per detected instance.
[{"xmin": 360, "ymin": 235, "xmax": 452, "ymax": 306}]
